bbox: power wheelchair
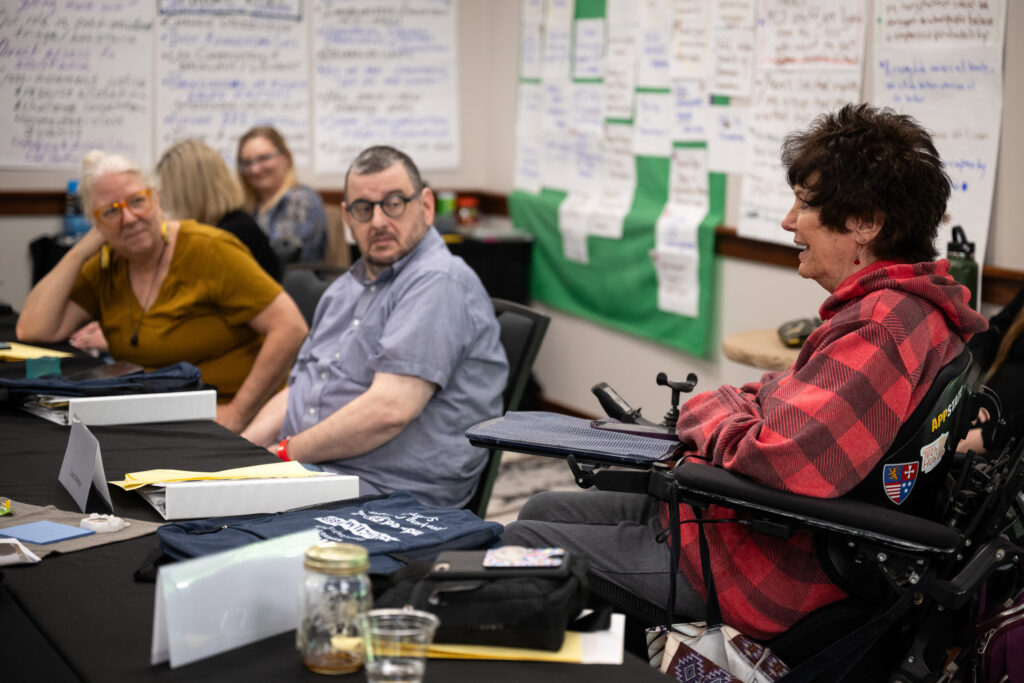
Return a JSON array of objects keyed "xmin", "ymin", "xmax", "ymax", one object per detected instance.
[{"xmin": 468, "ymin": 350, "xmax": 1024, "ymax": 681}]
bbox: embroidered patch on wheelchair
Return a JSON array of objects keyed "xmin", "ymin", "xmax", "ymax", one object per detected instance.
[
  {"xmin": 919, "ymin": 433, "xmax": 947, "ymax": 473},
  {"xmin": 882, "ymin": 461, "xmax": 918, "ymax": 505}
]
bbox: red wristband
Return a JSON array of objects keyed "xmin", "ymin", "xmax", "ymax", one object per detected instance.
[{"xmin": 276, "ymin": 436, "xmax": 291, "ymax": 462}]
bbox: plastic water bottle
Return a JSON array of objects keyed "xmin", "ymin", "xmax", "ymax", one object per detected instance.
[
  {"xmin": 947, "ymin": 225, "xmax": 979, "ymax": 310},
  {"xmin": 62, "ymin": 179, "xmax": 90, "ymax": 241}
]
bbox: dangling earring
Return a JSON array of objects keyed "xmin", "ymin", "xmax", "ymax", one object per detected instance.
[
  {"xmin": 100, "ymin": 244, "xmax": 111, "ymax": 269},
  {"xmin": 854, "ymin": 243, "xmax": 862, "ymax": 266},
  {"xmin": 160, "ymin": 221, "xmax": 169, "ymax": 243}
]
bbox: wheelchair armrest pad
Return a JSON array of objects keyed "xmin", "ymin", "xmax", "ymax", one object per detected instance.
[{"xmin": 674, "ymin": 462, "xmax": 961, "ymax": 554}]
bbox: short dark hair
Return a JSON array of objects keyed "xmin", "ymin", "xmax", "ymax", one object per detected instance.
[
  {"xmin": 781, "ymin": 103, "xmax": 950, "ymax": 263},
  {"xmin": 344, "ymin": 146, "xmax": 423, "ymax": 196}
]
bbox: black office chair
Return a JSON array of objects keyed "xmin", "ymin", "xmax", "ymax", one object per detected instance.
[
  {"xmin": 281, "ymin": 263, "xmax": 347, "ymax": 326},
  {"xmin": 567, "ymin": 349, "xmax": 1024, "ymax": 681},
  {"xmin": 464, "ymin": 298, "xmax": 551, "ymax": 519}
]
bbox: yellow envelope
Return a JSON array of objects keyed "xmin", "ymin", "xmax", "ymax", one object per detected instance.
[
  {"xmin": 427, "ymin": 632, "xmax": 583, "ymax": 662},
  {"xmin": 109, "ymin": 461, "xmax": 319, "ymax": 490},
  {"xmin": 0, "ymin": 342, "xmax": 73, "ymax": 361}
]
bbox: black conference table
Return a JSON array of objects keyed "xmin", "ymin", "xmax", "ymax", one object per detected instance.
[{"xmin": 0, "ymin": 375, "xmax": 663, "ymax": 681}]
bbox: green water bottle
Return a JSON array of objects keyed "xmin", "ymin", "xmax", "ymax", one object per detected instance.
[{"xmin": 947, "ymin": 225, "xmax": 979, "ymax": 309}]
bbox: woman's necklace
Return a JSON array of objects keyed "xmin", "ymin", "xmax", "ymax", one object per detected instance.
[{"xmin": 129, "ymin": 232, "xmax": 169, "ymax": 347}]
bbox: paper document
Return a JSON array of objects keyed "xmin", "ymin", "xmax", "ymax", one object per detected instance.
[
  {"xmin": 110, "ymin": 461, "xmax": 320, "ymax": 490},
  {"xmin": 0, "ymin": 342, "xmax": 73, "ymax": 361},
  {"xmin": 428, "ymin": 613, "xmax": 624, "ymax": 664}
]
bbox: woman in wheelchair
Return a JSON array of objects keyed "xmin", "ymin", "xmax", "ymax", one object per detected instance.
[{"xmin": 503, "ymin": 104, "xmax": 988, "ymax": 646}]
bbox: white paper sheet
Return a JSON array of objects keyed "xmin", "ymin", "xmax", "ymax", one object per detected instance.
[
  {"xmin": 633, "ymin": 92, "xmax": 673, "ymax": 157},
  {"xmin": 311, "ymin": 0, "xmax": 458, "ymax": 173},
  {"xmin": 574, "ymin": 18, "xmax": 605, "ymax": 80},
  {"xmin": 671, "ymin": 0, "xmax": 713, "ymax": 80},
  {"xmin": 708, "ymin": 103, "xmax": 749, "ymax": 174},
  {"xmin": 672, "ymin": 80, "xmax": 710, "ymax": 143},
  {"xmin": 738, "ymin": 70, "xmax": 862, "ymax": 245},
  {"xmin": 157, "ymin": 2, "xmax": 309, "ymax": 169}
]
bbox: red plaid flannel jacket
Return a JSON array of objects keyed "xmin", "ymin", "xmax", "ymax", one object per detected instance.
[{"xmin": 664, "ymin": 260, "xmax": 988, "ymax": 639}]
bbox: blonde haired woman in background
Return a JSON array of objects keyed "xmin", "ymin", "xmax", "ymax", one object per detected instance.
[
  {"xmin": 237, "ymin": 126, "xmax": 327, "ymax": 263},
  {"xmin": 17, "ymin": 149, "xmax": 308, "ymax": 433},
  {"xmin": 157, "ymin": 138, "xmax": 281, "ymax": 280}
]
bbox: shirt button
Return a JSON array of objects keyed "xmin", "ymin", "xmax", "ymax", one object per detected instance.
[
  {"xmin": 321, "ymin": 372, "xmax": 328, "ymax": 380},
  {"xmin": 335, "ymin": 352, "xmax": 341, "ymax": 359},
  {"xmin": 353, "ymin": 319, "xmax": 360, "ymax": 327},
  {"xmin": 309, "ymin": 408, "xmax": 316, "ymax": 415}
]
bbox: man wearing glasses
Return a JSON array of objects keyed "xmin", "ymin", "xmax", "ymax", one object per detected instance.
[{"xmin": 242, "ymin": 146, "xmax": 508, "ymax": 509}]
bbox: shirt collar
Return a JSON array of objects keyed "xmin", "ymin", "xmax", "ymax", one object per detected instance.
[{"xmin": 351, "ymin": 226, "xmax": 442, "ymax": 286}]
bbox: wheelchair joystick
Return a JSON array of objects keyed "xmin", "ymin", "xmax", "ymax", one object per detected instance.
[{"xmin": 656, "ymin": 372, "xmax": 698, "ymax": 428}]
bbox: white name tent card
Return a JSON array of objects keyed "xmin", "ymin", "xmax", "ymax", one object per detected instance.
[
  {"xmin": 139, "ymin": 474, "xmax": 360, "ymax": 520},
  {"xmin": 151, "ymin": 529, "xmax": 320, "ymax": 668},
  {"xmin": 22, "ymin": 389, "xmax": 217, "ymax": 427},
  {"xmin": 58, "ymin": 420, "xmax": 114, "ymax": 513}
]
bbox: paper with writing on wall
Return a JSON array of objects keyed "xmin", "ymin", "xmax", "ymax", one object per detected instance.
[
  {"xmin": 671, "ymin": 0, "xmax": 713, "ymax": 80},
  {"xmin": 542, "ymin": 0, "xmax": 574, "ymax": 81},
  {"xmin": 872, "ymin": 0, "xmax": 1006, "ymax": 284},
  {"xmin": 652, "ymin": 244, "xmax": 700, "ymax": 318},
  {"xmin": 710, "ymin": 0, "xmax": 757, "ymax": 97},
  {"xmin": 312, "ymin": 0, "xmax": 458, "ymax": 174},
  {"xmin": 672, "ymin": 80, "xmax": 710, "ymax": 143},
  {"xmin": 708, "ymin": 103, "xmax": 749, "ymax": 174},
  {"xmin": 520, "ymin": 0, "xmax": 545, "ymax": 79},
  {"xmin": 603, "ymin": 29, "xmax": 638, "ymax": 120},
  {"xmin": 558, "ymin": 193, "xmax": 591, "ymax": 264},
  {"xmin": 755, "ymin": 0, "xmax": 866, "ymax": 71},
  {"xmin": 634, "ymin": 92, "xmax": 673, "ymax": 157},
  {"xmin": 574, "ymin": 18, "xmax": 605, "ymax": 80},
  {"xmin": 0, "ymin": 1, "xmax": 154, "ymax": 168},
  {"xmin": 156, "ymin": 1, "xmax": 309, "ymax": 169},
  {"xmin": 58, "ymin": 420, "xmax": 113, "ymax": 513},
  {"xmin": 637, "ymin": 0, "xmax": 673, "ymax": 88},
  {"xmin": 739, "ymin": 70, "xmax": 862, "ymax": 245}
]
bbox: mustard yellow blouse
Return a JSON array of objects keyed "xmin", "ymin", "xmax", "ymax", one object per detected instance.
[{"xmin": 70, "ymin": 221, "xmax": 282, "ymax": 398}]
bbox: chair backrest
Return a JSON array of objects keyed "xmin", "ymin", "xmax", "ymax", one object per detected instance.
[
  {"xmin": 282, "ymin": 266, "xmax": 336, "ymax": 326},
  {"xmin": 844, "ymin": 349, "xmax": 973, "ymax": 518},
  {"xmin": 324, "ymin": 204, "xmax": 352, "ymax": 270},
  {"xmin": 464, "ymin": 298, "xmax": 551, "ymax": 518}
]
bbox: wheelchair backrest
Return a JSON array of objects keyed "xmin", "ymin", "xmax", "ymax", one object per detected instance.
[{"xmin": 844, "ymin": 349, "xmax": 972, "ymax": 518}]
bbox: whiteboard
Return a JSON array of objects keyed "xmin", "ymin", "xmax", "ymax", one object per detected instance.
[{"xmin": 0, "ymin": 0, "xmax": 459, "ymax": 173}]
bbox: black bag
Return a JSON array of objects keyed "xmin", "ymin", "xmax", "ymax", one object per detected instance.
[{"xmin": 375, "ymin": 548, "xmax": 591, "ymax": 651}]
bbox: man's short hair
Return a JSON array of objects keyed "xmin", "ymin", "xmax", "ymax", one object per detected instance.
[{"xmin": 344, "ymin": 146, "xmax": 424, "ymax": 196}]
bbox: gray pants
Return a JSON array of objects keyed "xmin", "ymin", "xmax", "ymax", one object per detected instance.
[{"xmin": 501, "ymin": 490, "xmax": 705, "ymax": 619}]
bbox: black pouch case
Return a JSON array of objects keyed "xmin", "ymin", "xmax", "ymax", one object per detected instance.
[{"xmin": 375, "ymin": 549, "xmax": 590, "ymax": 651}]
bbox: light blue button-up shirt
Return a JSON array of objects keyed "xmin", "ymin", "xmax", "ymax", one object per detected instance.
[{"xmin": 281, "ymin": 228, "xmax": 508, "ymax": 508}]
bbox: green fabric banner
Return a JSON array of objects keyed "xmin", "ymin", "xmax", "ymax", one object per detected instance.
[{"xmin": 509, "ymin": 161, "xmax": 725, "ymax": 357}]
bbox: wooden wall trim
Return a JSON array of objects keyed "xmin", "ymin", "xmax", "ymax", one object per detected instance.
[{"xmin": 3, "ymin": 191, "xmax": 1020, "ymax": 305}]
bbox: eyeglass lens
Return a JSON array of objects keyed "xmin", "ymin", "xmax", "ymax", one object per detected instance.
[
  {"xmin": 96, "ymin": 190, "xmax": 152, "ymax": 225},
  {"xmin": 347, "ymin": 194, "xmax": 415, "ymax": 222},
  {"xmin": 240, "ymin": 152, "xmax": 280, "ymax": 170}
]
